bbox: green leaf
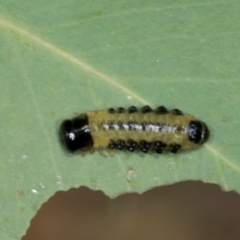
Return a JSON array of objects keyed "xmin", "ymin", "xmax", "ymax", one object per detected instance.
[{"xmin": 1, "ymin": 0, "xmax": 240, "ymax": 239}]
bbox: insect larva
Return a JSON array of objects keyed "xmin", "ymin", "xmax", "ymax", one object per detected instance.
[{"xmin": 59, "ymin": 105, "xmax": 210, "ymax": 154}]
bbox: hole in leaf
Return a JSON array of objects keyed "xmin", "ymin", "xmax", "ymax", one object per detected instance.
[{"xmin": 22, "ymin": 182, "xmax": 240, "ymax": 240}]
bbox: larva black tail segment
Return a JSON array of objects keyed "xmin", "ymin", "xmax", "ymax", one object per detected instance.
[
  {"xmin": 59, "ymin": 114, "xmax": 93, "ymax": 153},
  {"xmin": 188, "ymin": 120, "xmax": 210, "ymax": 145},
  {"xmin": 59, "ymin": 106, "xmax": 210, "ymax": 155}
]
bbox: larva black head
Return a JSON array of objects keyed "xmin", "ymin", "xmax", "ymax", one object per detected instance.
[
  {"xmin": 188, "ymin": 120, "xmax": 210, "ymax": 145},
  {"xmin": 59, "ymin": 114, "xmax": 93, "ymax": 152}
]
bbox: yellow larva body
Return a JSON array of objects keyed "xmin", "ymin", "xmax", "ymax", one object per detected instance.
[
  {"xmin": 88, "ymin": 110, "xmax": 197, "ymax": 151},
  {"xmin": 59, "ymin": 105, "xmax": 210, "ymax": 154}
]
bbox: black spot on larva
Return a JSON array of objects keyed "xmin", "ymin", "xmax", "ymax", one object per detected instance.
[
  {"xmin": 169, "ymin": 144, "xmax": 181, "ymax": 153},
  {"xmin": 116, "ymin": 139, "xmax": 125, "ymax": 150},
  {"xmin": 108, "ymin": 140, "xmax": 115, "ymax": 149},
  {"xmin": 174, "ymin": 126, "xmax": 182, "ymax": 133},
  {"xmin": 171, "ymin": 109, "xmax": 183, "ymax": 115},
  {"xmin": 127, "ymin": 139, "xmax": 137, "ymax": 152},
  {"xmin": 142, "ymin": 122, "xmax": 147, "ymax": 131},
  {"xmin": 188, "ymin": 120, "xmax": 209, "ymax": 144},
  {"xmin": 148, "ymin": 122, "xmax": 154, "ymax": 132},
  {"xmin": 108, "ymin": 121, "xmax": 115, "ymax": 130},
  {"xmin": 141, "ymin": 105, "xmax": 152, "ymax": 113},
  {"xmin": 128, "ymin": 106, "xmax": 137, "ymax": 113},
  {"xmin": 156, "ymin": 123, "xmax": 163, "ymax": 132},
  {"xmin": 128, "ymin": 121, "xmax": 136, "ymax": 130},
  {"xmin": 108, "ymin": 108, "xmax": 115, "ymax": 114},
  {"xmin": 59, "ymin": 114, "xmax": 93, "ymax": 152},
  {"xmin": 117, "ymin": 107, "xmax": 125, "ymax": 113},
  {"xmin": 155, "ymin": 106, "xmax": 168, "ymax": 114},
  {"xmin": 154, "ymin": 141, "xmax": 166, "ymax": 154},
  {"xmin": 118, "ymin": 121, "xmax": 124, "ymax": 130},
  {"xmin": 139, "ymin": 140, "xmax": 151, "ymax": 153}
]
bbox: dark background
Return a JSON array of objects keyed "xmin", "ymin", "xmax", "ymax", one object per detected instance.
[{"xmin": 23, "ymin": 181, "xmax": 240, "ymax": 240}]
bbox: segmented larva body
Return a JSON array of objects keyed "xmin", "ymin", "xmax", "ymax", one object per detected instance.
[{"xmin": 59, "ymin": 106, "xmax": 210, "ymax": 154}]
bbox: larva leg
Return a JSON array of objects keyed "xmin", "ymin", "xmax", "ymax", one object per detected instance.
[
  {"xmin": 80, "ymin": 151, "xmax": 86, "ymax": 157},
  {"xmin": 73, "ymin": 112, "xmax": 80, "ymax": 117},
  {"xmin": 89, "ymin": 148, "xmax": 95, "ymax": 154},
  {"xmin": 80, "ymin": 147, "xmax": 94, "ymax": 156},
  {"xmin": 109, "ymin": 149, "xmax": 115, "ymax": 156},
  {"xmin": 99, "ymin": 148, "xmax": 107, "ymax": 157}
]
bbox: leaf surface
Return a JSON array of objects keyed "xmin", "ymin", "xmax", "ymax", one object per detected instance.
[{"xmin": 0, "ymin": 0, "xmax": 240, "ymax": 239}]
